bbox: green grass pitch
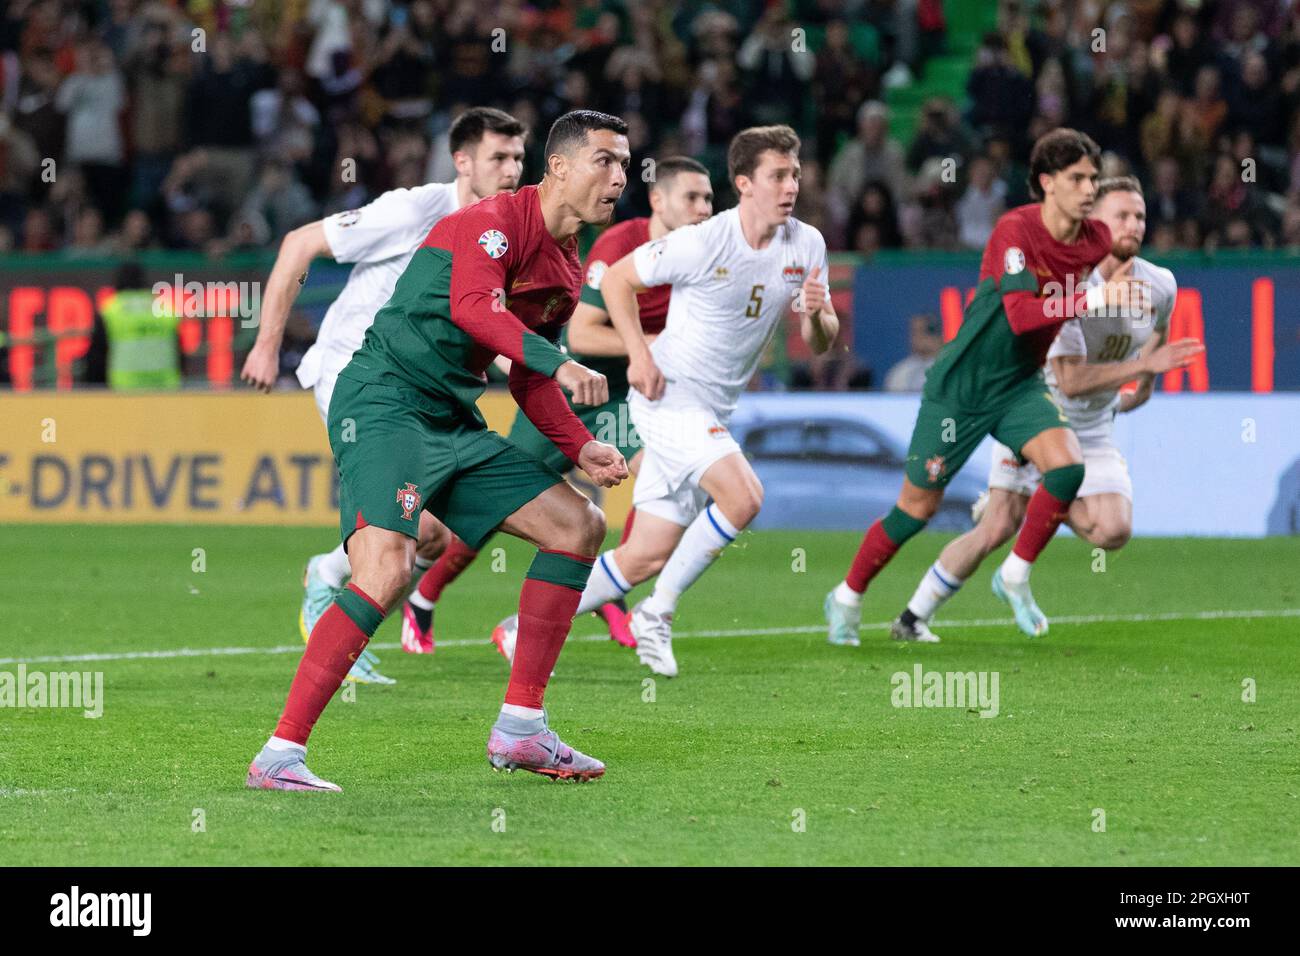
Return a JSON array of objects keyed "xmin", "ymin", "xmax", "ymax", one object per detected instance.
[{"xmin": 1, "ymin": 523, "xmax": 1296, "ymax": 866}]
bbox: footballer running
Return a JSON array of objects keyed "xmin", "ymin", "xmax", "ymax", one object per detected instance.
[
  {"xmin": 239, "ymin": 107, "xmax": 529, "ymax": 683},
  {"xmin": 247, "ymin": 110, "xmax": 632, "ymax": 791},
  {"xmin": 823, "ymin": 128, "xmax": 1150, "ymax": 645},
  {"xmin": 891, "ymin": 175, "xmax": 1202, "ymax": 641}
]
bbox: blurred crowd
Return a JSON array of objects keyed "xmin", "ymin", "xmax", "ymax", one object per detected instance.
[
  {"xmin": 1, "ymin": 0, "xmax": 1299, "ymax": 260},
  {"xmin": 848, "ymin": 0, "xmax": 1300, "ymax": 255}
]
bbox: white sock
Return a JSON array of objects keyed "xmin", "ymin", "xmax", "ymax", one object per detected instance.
[
  {"xmin": 1000, "ymin": 551, "xmax": 1032, "ymax": 585},
  {"xmin": 574, "ymin": 550, "xmax": 632, "ymax": 615},
  {"xmin": 499, "ymin": 703, "xmax": 543, "ymax": 720},
  {"xmin": 644, "ymin": 504, "xmax": 739, "ymax": 616},
  {"xmin": 906, "ymin": 561, "xmax": 965, "ymax": 621},
  {"xmin": 317, "ymin": 543, "xmax": 351, "ymax": 589},
  {"xmin": 266, "ymin": 736, "xmax": 305, "ymax": 754},
  {"xmin": 409, "ymin": 590, "xmax": 434, "ymax": 611},
  {"xmin": 834, "ymin": 580, "xmax": 862, "ymax": 608}
]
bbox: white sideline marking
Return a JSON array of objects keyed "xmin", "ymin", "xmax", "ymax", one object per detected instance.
[{"xmin": 1, "ymin": 608, "xmax": 1296, "ymax": 666}]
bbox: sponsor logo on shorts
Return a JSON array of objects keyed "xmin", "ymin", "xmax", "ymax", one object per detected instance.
[
  {"xmin": 478, "ymin": 229, "xmax": 509, "ymax": 259},
  {"xmin": 395, "ymin": 482, "xmax": 422, "ymax": 520},
  {"xmin": 1004, "ymin": 247, "xmax": 1025, "ymax": 275},
  {"xmin": 925, "ymin": 454, "xmax": 946, "ymax": 481},
  {"xmin": 708, "ymin": 424, "xmax": 729, "ymax": 438}
]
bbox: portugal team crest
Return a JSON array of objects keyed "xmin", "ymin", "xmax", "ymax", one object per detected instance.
[
  {"xmin": 925, "ymin": 455, "xmax": 946, "ymax": 482},
  {"xmin": 395, "ymin": 482, "xmax": 421, "ymax": 520},
  {"xmin": 478, "ymin": 229, "xmax": 509, "ymax": 259}
]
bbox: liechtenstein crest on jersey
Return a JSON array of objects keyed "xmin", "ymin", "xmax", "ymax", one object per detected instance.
[
  {"xmin": 586, "ymin": 260, "xmax": 607, "ymax": 289},
  {"xmin": 395, "ymin": 482, "xmax": 421, "ymax": 520},
  {"xmin": 1004, "ymin": 247, "xmax": 1026, "ymax": 275},
  {"xmin": 478, "ymin": 229, "xmax": 509, "ymax": 259},
  {"xmin": 782, "ymin": 265, "xmax": 805, "ymax": 284}
]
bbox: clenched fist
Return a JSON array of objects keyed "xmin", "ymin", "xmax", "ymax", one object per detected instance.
[{"xmin": 555, "ymin": 360, "xmax": 609, "ymax": 406}]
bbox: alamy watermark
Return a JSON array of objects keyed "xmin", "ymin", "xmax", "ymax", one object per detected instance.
[
  {"xmin": 152, "ymin": 274, "xmax": 262, "ymax": 328},
  {"xmin": 0, "ymin": 664, "xmax": 104, "ymax": 718},
  {"xmin": 891, "ymin": 664, "xmax": 999, "ymax": 718}
]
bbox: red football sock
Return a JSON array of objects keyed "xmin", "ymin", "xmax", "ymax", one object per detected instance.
[
  {"xmin": 505, "ymin": 578, "xmax": 583, "ymax": 710},
  {"xmin": 1012, "ymin": 486, "xmax": 1071, "ymax": 563},
  {"xmin": 845, "ymin": 520, "xmax": 900, "ymax": 593},
  {"xmin": 274, "ymin": 585, "xmax": 383, "ymax": 745},
  {"xmin": 417, "ymin": 536, "xmax": 479, "ymax": 603},
  {"xmin": 617, "ymin": 507, "xmax": 636, "ymax": 546}
]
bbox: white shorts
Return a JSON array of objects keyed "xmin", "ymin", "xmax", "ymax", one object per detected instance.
[
  {"xmin": 627, "ymin": 387, "xmax": 741, "ymax": 527},
  {"xmin": 301, "ymin": 357, "xmax": 348, "ymax": 425},
  {"xmin": 987, "ymin": 438, "xmax": 1133, "ymax": 501}
]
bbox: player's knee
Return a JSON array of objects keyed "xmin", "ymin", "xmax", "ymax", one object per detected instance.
[
  {"xmin": 1091, "ymin": 522, "xmax": 1131, "ymax": 551},
  {"xmin": 356, "ymin": 550, "xmax": 412, "ymax": 607},
  {"xmin": 727, "ymin": 482, "xmax": 764, "ymax": 528},
  {"xmin": 415, "ymin": 521, "xmax": 450, "ymax": 562},
  {"xmin": 575, "ymin": 500, "xmax": 607, "ymax": 556},
  {"xmin": 900, "ymin": 490, "xmax": 942, "ymax": 521}
]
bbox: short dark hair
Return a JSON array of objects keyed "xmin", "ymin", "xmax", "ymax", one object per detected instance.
[
  {"xmin": 542, "ymin": 110, "xmax": 629, "ymax": 166},
  {"xmin": 448, "ymin": 107, "xmax": 527, "ymax": 156},
  {"xmin": 650, "ymin": 155, "xmax": 710, "ymax": 192},
  {"xmin": 1096, "ymin": 175, "xmax": 1144, "ymax": 201},
  {"xmin": 728, "ymin": 125, "xmax": 801, "ymax": 182},
  {"xmin": 1027, "ymin": 128, "xmax": 1101, "ymax": 200}
]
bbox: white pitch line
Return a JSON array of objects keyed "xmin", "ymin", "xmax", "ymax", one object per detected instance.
[{"xmin": 0, "ymin": 608, "xmax": 1296, "ymax": 667}]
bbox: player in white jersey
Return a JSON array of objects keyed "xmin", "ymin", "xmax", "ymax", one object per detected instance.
[
  {"xmin": 569, "ymin": 125, "xmax": 839, "ymax": 676},
  {"xmin": 890, "ymin": 177, "xmax": 1204, "ymax": 643},
  {"xmin": 239, "ymin": 107, "xmax": 527, "ymax": 681}
]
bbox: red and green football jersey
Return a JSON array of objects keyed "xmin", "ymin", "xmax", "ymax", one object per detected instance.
[
  {"xmin": 924, "ymin": 203, "xmax": 1112, "ymax": 410},
  {"xmin": 341, "ymin": 185, "xmax": 593, "ymax": 463}
]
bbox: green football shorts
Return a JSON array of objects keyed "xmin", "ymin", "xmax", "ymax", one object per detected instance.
[
  {"xmin": 905, "ymin": 377, "xmax": 1071, "ymax": 489},
  {"xmin": 329, "ymin": 374, "xmax": 563, "ymax": 550}
]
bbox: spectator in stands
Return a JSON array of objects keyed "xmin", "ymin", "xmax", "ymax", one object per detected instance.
[
  {"xmin": 1147, "ymin": 156, "xmax": 1200, "ymax": 232},
  {"xmin": 966, "ymin": 33, "xmax": 1035, "ymax": 143},
  {"xmin": 955, "ymin": 155, "xmax": 1007, "ymax": 250},
  {"xmin": 813, "ymin": 18, "xmax": 880, "ymax": 169},
  {"xmin": 847, "ymin": 180, "xmax": 903, "ymax": 253},
  {"xmin": 56, "ymin": 39, "xmax": 127, "ymax": 224},
  {"xmin": 828, "ymin": 100, "xmax": 908, "ymax": 247},
  {"xmin": 184, "ymin": 33, "xmax": 271, "ymax": 218},
  {"xmin": 737, "ymin": 4, "xmax": 814, "ymax": 128},
  {"xmin": 905, "ymin": 156, "xmax": 959, "ymax": 250},
  {"xmin": 907, "ymin": 97, "xmax": 971, "ymax": 173},
  {"xmin": 884, "ymin": 314, "xmax": 943, "ymax": 393},
  {"xmin": 1229, "ymin": 52, "xmax": 1283, "ymax": 148},
  {"xmin": 1190, "ymin": 65, "xmax": 1229, "ymax": 144},
  {"xmin": 123, "ymin": 6, "xmax": 189, "ymax": 216}
]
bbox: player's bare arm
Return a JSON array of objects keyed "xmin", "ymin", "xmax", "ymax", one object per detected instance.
[
  {"xmin": 798, "ymin": 265, "xmax": 839, "ymax": 355},
  {"xmin": 565, "ymin": 300, "xmax": 636, "ymax": 356},
  {"xmin": 1051, "ymin": 333, "xmax": 1202, "ymax": 399},
  {"xmin": 240, "ymin": 220, "xmax": 332, "ymax": 392},
  {"xmin": 601, "ymin": 253, "xmax": 664, "ymax": 400}
]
